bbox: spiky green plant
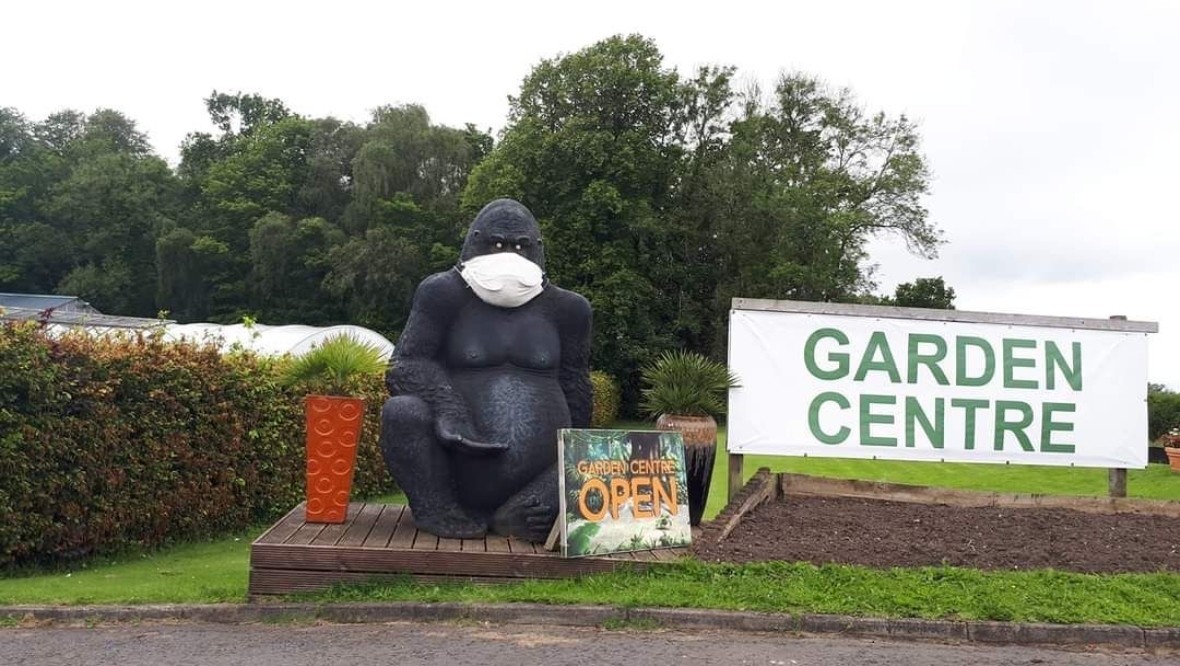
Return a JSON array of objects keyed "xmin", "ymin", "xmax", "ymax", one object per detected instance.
[
  {"xmin": 639, "ymin": 350, "xmax": 739, "ymax": 417},
  {"xmin": 282, "ymin": 334, "xmax": 387, "ymax": 396}
]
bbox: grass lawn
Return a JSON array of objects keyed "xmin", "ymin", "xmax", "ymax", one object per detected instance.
[
  {"xmin": 701, "ymin": 426, "xmax": 1180, "ymax": 520},
  {"xmin": 2, "ymin": 425, "xmax": 1178, "ymax": 627},
  {"xmin": 0, "ymin": 529, "xmax": 261, "ymax": 605}
]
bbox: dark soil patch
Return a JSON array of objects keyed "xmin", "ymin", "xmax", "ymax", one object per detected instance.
[{"xmin": 692, "ymin": 496, "xmax": 1180, "ymax": 573}]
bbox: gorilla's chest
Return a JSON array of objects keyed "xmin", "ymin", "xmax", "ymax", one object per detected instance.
[{"xmin": 445, "ymin": 303, "xmax": 561, "ymax": 372}]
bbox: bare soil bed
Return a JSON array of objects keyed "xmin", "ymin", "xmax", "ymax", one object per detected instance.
[{"xmin": 692, "ymin": 495, "xmax": 1180, "ymax": 573}]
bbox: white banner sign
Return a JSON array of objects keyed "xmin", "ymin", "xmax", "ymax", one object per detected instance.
[{"xmin": 728, "ymin": 305, "xmax": 1151, "ymax": 468}]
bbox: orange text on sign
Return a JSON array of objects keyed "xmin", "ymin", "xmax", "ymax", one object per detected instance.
[{"xmin": 577, "ymin": 475, "xmax": 679, "ymax": 521}]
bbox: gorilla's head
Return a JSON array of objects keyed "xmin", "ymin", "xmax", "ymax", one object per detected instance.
[{"xmin": 460, "ymin": 199, "xmax": 545, "ymax": 270}]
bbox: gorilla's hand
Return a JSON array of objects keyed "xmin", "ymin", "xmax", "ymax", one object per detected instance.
[{"xmin": 435, "ymin": 416, "xmax": 508, "ymax": 456}]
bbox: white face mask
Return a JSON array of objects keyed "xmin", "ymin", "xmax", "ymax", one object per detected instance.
[{"xmin": 458, "ymin": 252, "xmax": 544, "ymax": 308}]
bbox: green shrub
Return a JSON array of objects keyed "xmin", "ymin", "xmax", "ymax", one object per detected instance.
[
  {"xmin": 639, "ymin": 350, "xmax": 739, "ymax": 417},
  {"xmin": 0, "ymin": 323, "xmax": 394, "ymax": 569},
  {"xmin": 589, "ymin": 370, "xmax": 621, "ymax": 427},
  {"xmin": 1148, "ymin": 385, "xmax": 1180, "ymax": 443}
]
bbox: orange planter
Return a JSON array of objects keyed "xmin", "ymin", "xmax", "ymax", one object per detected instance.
[
  {"xmin": 305, "ymin": 395, "xmax": 365, "ymax": 523},
  {"xmin": 1166, "ymin": 447, "xmax": 1180, "ymax": 473}
]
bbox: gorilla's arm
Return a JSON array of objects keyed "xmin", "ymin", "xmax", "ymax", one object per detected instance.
[
  {"xmin": 386, "ymin": 271, "xmax": 504, "ymax": 454},
  {"xmin": 556, "ymin": 289, "xmax": 593, "ymax": 428}
]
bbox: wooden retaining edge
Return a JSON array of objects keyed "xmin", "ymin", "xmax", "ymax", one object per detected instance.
[
  {"xmin": 779, "ymin": 474, "xmax": 1180, "ymax": 518},
  {"xmin": 700, "ymin": 468, "xmax": 777, "ymax": 544}
]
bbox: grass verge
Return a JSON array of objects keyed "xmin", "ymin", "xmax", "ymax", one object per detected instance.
[
  {"xmin": 295, "ymin": 560, "xmax": 1180, "ymax": 628},
  {"xmin": 0, "ymin": 530, "xmax": 260, "ymax": 605}
]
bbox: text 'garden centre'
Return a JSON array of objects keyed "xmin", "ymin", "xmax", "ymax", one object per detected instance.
[
  {"xmin": 727, "ymin": 300, "xmax": 1154, "ymax": 469},
  {"xmin": 803, "ymin": 328, "xmax": 1082, "ymax": 453}
]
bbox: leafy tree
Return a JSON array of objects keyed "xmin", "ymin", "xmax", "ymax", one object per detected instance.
[
  {"xmin": 891, "ymin": 276, "xmax": 956, "ymax": 309},
  {"xmin": 248, "ymin": 212, "xmax": 346, "ymax": 323},
  {"xmin": 464, "ymin": 35, "xmax": 939, "ymax": 411},
  {"xmin": 1, "ymin": 108, "xmax": 176, "ymax": 314},
  {"xmin": 463, "ymin": 35, "xmax": 708, "ymax": 406}
]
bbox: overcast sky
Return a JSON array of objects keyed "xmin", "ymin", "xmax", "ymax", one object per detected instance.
[{"xmin": 6, "ymin": 0, "xmax": 1178, "ymax": 387}]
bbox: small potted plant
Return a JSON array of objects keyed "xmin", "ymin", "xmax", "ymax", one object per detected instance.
[
  {"xmin": 640, "ymin": 350, "xmax": 739, "ymax": 526},
  {"xmin": 1163, "ymin": 428, "xmax": 1180, "ymax": 473},
  {"xmin": 283, "ymin": 334, "xmax": 386, "ymax": 523}
]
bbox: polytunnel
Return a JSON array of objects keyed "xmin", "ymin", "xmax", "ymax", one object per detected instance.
[{"xmin": 160, "ymin": 323, "xmax": 394, "ymax": 359}]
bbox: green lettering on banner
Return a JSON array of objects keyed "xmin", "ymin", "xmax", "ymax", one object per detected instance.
[
  {"xmin": 854, "ymin": 332, "xmax": 902, "ymax": 383},
  {"xmin": 809, "ymin": 392, "xmax": 851, "ymax": 444},
  {"xmin": 804, "ymin": 328, "xmax": 850, "ymax": 380},
  {"xmin": 905, "ymin": 397, "xmax": 945, "ymax": 448},
  {"xmin": 1002, "ymin": 339, "xmax": 1038, "ymax": 389},
  {"xmin": 951, "ymin": 398, "xmax": 989, "ymax": 450},
  {"xmin": 1041, "ymin": 402, "xmax": 1077, "ymax": 453},
  {"xmin": 907, "ymin": 334, "xmax": 949, "ymax": 385},
  {"xmin": 955, "ymin": 337, "xmax": 994, "ymax": 387},
  {"xmin": 859, "ymin": 394, "xmax": 897, "ymax": 447},
  {"xmin": 994, "ymin": 400, "xmax": 1035, "ymax": 452},
  {"xmin": 1045, "ymin": 341, "xmax": 1083, "ymax": 391}
]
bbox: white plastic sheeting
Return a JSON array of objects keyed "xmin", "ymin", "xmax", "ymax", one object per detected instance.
[{"xmin": 161, "ymin": 323, "xmax": 394, "ymax": 359}]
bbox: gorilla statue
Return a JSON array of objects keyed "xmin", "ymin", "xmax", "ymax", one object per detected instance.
[{"xmin": 379, "ymin": 199, "xmax": 592, "ymax": 542}]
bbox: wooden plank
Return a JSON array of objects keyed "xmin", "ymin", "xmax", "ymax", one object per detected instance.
[
  {"xmin": 506, "ymin": 537, "xmax": 537, "ymax": 555},
  {"xmin": 336, "ymin": 503, "xmax": 383, "ymax": 547},
  {"xmin": 728, "ymin": 453, "xmax": 744, "ymax": 502},
  {"xmin": 1109, "ymin": 468, "xmax": 1128, "ymax": 498},
  {"xmin": 648, "ymin": 547, "xmax": 685, "ymax": 562},
  {"xmin": 412, "ymin": 530, "xmax": 438, "ymax": 551},
  {"xmin": 387, "ymin": 507, "xmax": 417, "ymax": 550},
  {"xmin": 779, "ymin": 473, "xmax": 1180, "ymax": 518},
  {"xmin": 484, "ymin": 533, "xmax": 511, "ymax": 553},
  {"xmin": 629, "ymin": 550, "xmax": 658, "ymax": 562},
  {"xmin": 251, "ymin": 543, "xmax": 652, "ymax": 579},
  {"xmin": 460, "ymin": 538, "xmax": 485, "ymax": 553},
  {"xmin": 437, "ymin": 536, "xmax": 463, "ymax": 552},
  {"xmin": 253, "ymin": 504, "xmax": 307, "ymax": 545},
  {"xmin": 249, "ymin": 568, "xmax": 518, "ymax": 595},
  {"xmin": 716, "ymin": 469, "xmax": 775, "ymax": 543},
  {"xmin": 362, "ymin": 505, "xmax": 402, "ymax": 549},
  {"xmin": 310, "ymin": 502, "xmax": 367, "ymax": 547},
  {"xmin": 730, "ymin": 297, "xmax": 1159, "ymax": 333},
  {"xmin": 285, "ymin": 521, "xmax": 327, "ymax": 545}
]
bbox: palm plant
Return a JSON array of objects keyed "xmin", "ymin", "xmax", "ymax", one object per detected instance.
[
  {"xmin": 640, "ymin": 350, "xmax": 739, "ymax": 417},
  {"xmin": 282, "ymin": 334, "xmax": 386, "ymax": 396}
]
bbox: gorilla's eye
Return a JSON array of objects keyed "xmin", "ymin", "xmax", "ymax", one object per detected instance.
[
  {"xmin": 495, "ymin": 242, "xmax": 503, "ymax": 249},
  {"xmin": 514, "ymin": 244, "xmax": 521, "ymax": 251}
]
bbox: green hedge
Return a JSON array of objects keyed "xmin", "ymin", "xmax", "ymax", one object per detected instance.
[
  {"xmin": 0, "ymin": 323, "xmax": 393, "ymax": 568},
  {"xmin": 590, "ymin": 370, "xmax": 621, "ymax": 427},
  {"xmin": 1149, "ymin": 387, "xmax": 1180, "ymax": 443}
]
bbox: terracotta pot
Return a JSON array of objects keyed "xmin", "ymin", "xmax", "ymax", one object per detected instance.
[
  {"xmin": 656, "ymin": 413, "xmax": 717, "ymax": 527},
  {"xmin": 305, "ymin": 395, "xmax": 365, "ymax": 523},
  {"xmin": 1166, "ymin": 447, "xmax": 1180, "ymax": 473}
]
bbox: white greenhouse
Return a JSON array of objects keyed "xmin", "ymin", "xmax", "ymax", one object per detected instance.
[{"xmin": 161, "ymin": 323, "xmax": 394, "ymax": 359}]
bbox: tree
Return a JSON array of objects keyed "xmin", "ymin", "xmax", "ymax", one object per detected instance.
[
  {"xmin": 463, "ymin": 35, "xmax": 709, "ymax": 407},
  {"xmin": 463, "ymin": 36, "xmax": 940, "ymax": 412},
  {"xmin": 248, "ymin": 212, "xmax": 345, "ymax": 324},
  {"xmin": 891, "ymin": 276, "xmax": 956, "ymax": 309},
  {"xmin": 703, "ymin": 76, "xmax": 937, "ymax": 352},
  {"xmin": 0, "ymin": 108, "xmax": 176, "ymax": 314}
]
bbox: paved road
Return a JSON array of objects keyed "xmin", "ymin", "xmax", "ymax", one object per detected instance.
[{"xmin": 3, "ymin": 621, "xmax": 1177, "ymax": 666}]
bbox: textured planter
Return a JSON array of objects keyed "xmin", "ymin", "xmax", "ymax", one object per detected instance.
[
  {"xmin": 656, "ymin": 413, "xmax": 717, "ymax": 526},
  {"xmin": 1166, "ymin": 447, "xmax": 1180, "ymax": 473},
  {"xmin": 305, "ymin": 395, "xmax": 365, "ymax": 523}
]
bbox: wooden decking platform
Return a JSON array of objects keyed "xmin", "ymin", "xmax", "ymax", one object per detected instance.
[{"xmin": 249, "ymin": 502, "xmax": 687, "ymax": 596}]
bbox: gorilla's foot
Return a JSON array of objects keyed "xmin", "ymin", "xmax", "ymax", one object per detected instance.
[
  {"xmin": 412, "ymin": 507, "xmax": 487, "ymax": 539},
  {"xmin": 492, "ymin": 497, "xmax": 558, "ymax": 543}
]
